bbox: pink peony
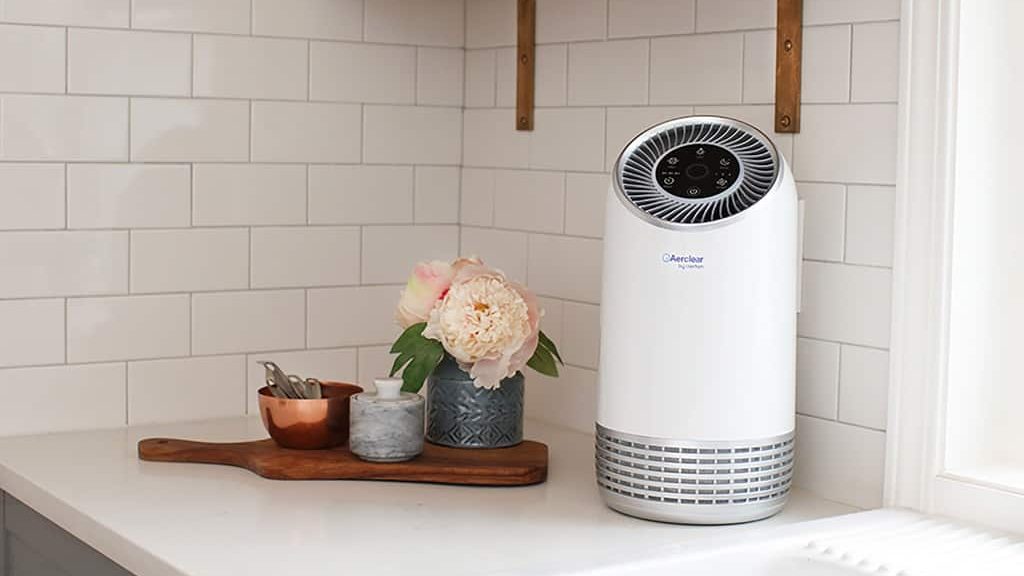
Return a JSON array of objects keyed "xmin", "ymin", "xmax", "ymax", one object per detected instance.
[
  {"xmin": 422, "ymin": 263, "xmax": 541, "ymax": 389},
  {"xmin": 395, "ymin": 260, "xmax": 455, "ymax": 328}
]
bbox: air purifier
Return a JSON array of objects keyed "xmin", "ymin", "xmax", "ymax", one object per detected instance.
[{"xmin": 597, "ymin": 116, "xmax": 799, "ymax": 525}]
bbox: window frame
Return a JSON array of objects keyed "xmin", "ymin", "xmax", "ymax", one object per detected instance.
[{"xmin": 886, "ymin": 0, "xmax": 1024, "ymax": 533}]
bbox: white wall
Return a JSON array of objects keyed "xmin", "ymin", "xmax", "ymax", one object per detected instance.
[
  {"xmin": 461, "ymin": 0, "xmax": 899, "ymax": 509},
  {"xmin": 0, "ymin": 0, "xmax": 464, "ymax": 433}
]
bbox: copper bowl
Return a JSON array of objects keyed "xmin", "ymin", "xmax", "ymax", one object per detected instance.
[{"xmin": 258, "ymin": 382, "xmax": 363, "ymax": 450}]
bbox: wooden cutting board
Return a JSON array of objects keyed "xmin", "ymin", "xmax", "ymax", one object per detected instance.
[{"xmin": 138, "ymin": 438, "xmax": 548, "ymax": 486}]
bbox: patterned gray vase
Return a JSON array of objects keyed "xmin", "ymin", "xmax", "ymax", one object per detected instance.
[{"xmin": 426, "ymin": 356, "xmax": 524, "ymax": 449}]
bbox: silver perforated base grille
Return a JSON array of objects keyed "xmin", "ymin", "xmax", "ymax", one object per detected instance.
[{"xmin": 596, "ymin": 424, "xmax": 794, "ymax": 524}]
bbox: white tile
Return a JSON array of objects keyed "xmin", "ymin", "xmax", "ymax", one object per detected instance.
[
  {"xmin": 465, "ymin": 50, "xmax": 497, "ymax": 107},
  {"xmin": 193, "ymin": 165, "xmax": 307, "ymax": 226},
  {"xmin": 246, "ymin": 348, "xmax": 358, "ymax": 414},
  {"xmin": 536, "ymin": 296, "xmax": 564, "ymax": 346},
  {"xmin": 2, "ymin": 0, "xmax": 128, "ymax": 27},
  {"xmin": 67, "ymin": 294, "xmax": 189, "ymax": 362},
  {"xmin": 357, "ymin": 346, "xmax": 394, "ymax": 390},
  {"xmin": 793, "ymin": 104, "xmax": 897, "ymax": 185},
  {"xmin": 131, "ymin": 99, "xmax": 248, "ymax": 162},
  {"xmin": 797, "ymin": 183, "xmax": 846, "ymax": 262},
  {"xmin": 696, "ymin": 0, "xmax": 775, "ymax": 31},
  {"xmin": 0, "ymin": 24, "xmax": 64, "ymax": 93},
  {"xmin": 693, "ymin": 104, "xmax": 794, "ymax": 162},
  {"xmin": 0, "ymin": 364, "xmax": 126, "ymax": 436},
  {"xmin": 568, "ymin": 40, "xmax": 649, "ymax": 106},
  {"xmin": 67, "ymin": 164, "xmax": 190, "ymax": 229},
  {"xmin": 415, "ymin": 166, "xmax": 460, "ymax": 224},
  {"xmin": 802, "ymin": 25, "xmax": 851, "ymax": 103},
  {"xmin": 852, "ymin": 22, "xmax": 899, "ymax": 103},
  {"xmin": 799, "ymin": 261, "xmax": 892, "ymax": 348},
  {"xmin": 129, "ymin": 355, "xmax": 245, "ymax": 425},
  {"xmin": 605, "ymin": 106, "xmax": 694, "ymax": 170},
  {"xmin": 609, "ymin": 0, "xmax": 695, "ymax": 38},
  {"xmin": 1, "ymin": 95, "xmax": 128, "ymax": 161},
  {"xmin": 0, "ymin": 299, "xmax": 63, "ymax": 368},
  {"xmin": 743, "ymin": 30, "xmax": 774, "ymax": 104},
  {"xmin": 466, "ymin": 0, "xmax": 515, "ymax": 48},
  {"xmin": 460, "ymin": 168, "xmax": 495, "ymax": 225},
  {"xmin": 365, "ymin": 0, "xmax": 464, "ymax": 47},
  {"xmin": 418, "ymin": 47, "xmax": 464, "ymax": 106},
  {"xmin": 845, "ymin": 185, "xmax": 895, "ymax": 267},
  {"xmin": 529, "ymin": 108, "xmax": 605, "ymax": 172},
  {"xmin": 308, "ymin": 285, "xmax": 401, "ymax": 348},
  {"xmin": 803, "ymin": 0, "xmax": 900, "ymax": 25},
  {"xmin": 839, "ymin": 345, "xmax": 889, "ymax": 430},
  {"xmin": 251, "ymin": 227, "xmax": 361, "ymax": 289},
  {"xmin": 525, "ymin": 365, "xmax": 596, "ymax": 434},
  {"xmin": 310, "ymin": 42, "xmax": 415, "ymax": 104},
  {"xmin": 565, "ymin": 173, "xmax": 607, "ymax": 238},
  {"xmin": 68, "ymin": 29, "xmax": 189, "ymax": 96},
  {"xmin": 309, "ymin": 165, "xmax": 413, "ymax": 225},
  {"xmin": 527, "ymin": 234, "xmax": 603, "ymax": 303},
  {"xmin": 0, "ymin": 164, "xmax": 65, "ymax": 230},
  {"xmin": 462, "ymin": 109, "xmax": 530, "ymax": 168},
  {"xmin": 192, "ymin": 290, "xmax": 305, "ymax": 355},
  {"xmin": 537, "ymin": 0, "xmax": 606, "ymax": 43},
  {"xmin": 562, "ymin": 301, "xmax": 600, "ymax": 369},
  {"xmin": 794, "ymin": 415, "xmax": 885, "ymax": 509},
  {"xmin": 796, "ymin": 337, "xmax": 840, "ymax": 419},
  {"xmin": 194, "ymin": 35, "xmax": 307, "ymax": 100},
  {"xmin": 251, "ymin": 102, "xmax": 362, "ymax": 163},
  {"xmin": 460, "ymin": 227, "xmax": 529, "ymax": 281},
  {"xmin": 494, "ymin": 170, "xmax": 565, "ymax": 233},
  {"xmin": 131, "ymin": 0, "xmax": 250, "ymax": 34},
  {"xmin": 0, "ymin": 231, "xmax": 127, "ymax": 298},
  {"xmin": 363, "ymin": 106, "xmax": 463, "ymax": 165},
  {"xmin": 362, "ymin": 225, "xmax": 459, "ymax": 284},
  {"xmin": 131, "ymin": 229, "xmax": 248, "ymax": 293},
  {"xmin": 651, "ymin": 34, "xmax": 743, "ymax": 104},
  {"xmin": 496, "ymin": 44, "xmax": 568, "ymax": 107},
  {"xmin": 252, "ymin": 0, "xmax": 362, "ymax": 40}
]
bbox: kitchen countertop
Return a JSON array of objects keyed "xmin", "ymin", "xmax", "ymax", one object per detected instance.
[{"xmin": 0, "ymin": 417, "xmax": 857, "ymax": 576}]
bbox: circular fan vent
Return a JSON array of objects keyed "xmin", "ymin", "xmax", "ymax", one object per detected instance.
[{"xmin": 614, "ymin": 116, "xmax": 780, "ymax": 226}]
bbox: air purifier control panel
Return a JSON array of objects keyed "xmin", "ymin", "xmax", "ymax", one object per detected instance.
[{"xmin": 655, "ymin": 144, "xmax": 740, "ymax": 199}]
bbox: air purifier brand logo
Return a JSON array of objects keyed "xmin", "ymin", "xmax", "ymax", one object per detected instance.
[{"xmin": 662, "ymin": 252, "xmax": 705, "ymax": 271}]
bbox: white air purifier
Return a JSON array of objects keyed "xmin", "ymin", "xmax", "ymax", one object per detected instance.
[{"xmin": 597, "ymin": 116, "xmax": 799, "ymax": 525}]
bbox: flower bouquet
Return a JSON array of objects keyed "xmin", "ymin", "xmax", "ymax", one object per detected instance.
[{"xmin": 391, "ymin": 257, "xmax": 562, "ymax": 448}]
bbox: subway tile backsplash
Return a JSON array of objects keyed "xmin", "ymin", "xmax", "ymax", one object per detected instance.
[
  {"xmin": 0, "ymin": 0, "xmax": 899, "ymax": 511},
  {"xmin": 0, "ymin": 1, "xmax": 462, "ymax": 438}
]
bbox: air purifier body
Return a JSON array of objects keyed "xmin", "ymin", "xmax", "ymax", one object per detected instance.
[{"xmin": 597, "ymin": 116, "xmax": 798, "ymax": 525}]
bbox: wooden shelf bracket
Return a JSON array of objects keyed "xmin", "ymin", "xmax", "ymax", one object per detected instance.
[
  {"xmin": 516, "ymin": 0, "xmax": 535, "ymax": 131},
  {"xmin": 775, "ymin": 0, "xmax": 803, "ymax": 133}
]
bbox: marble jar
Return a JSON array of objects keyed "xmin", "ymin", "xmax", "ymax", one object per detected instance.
[{"xmin": 349, "ymin": 378, "xmax": 424, "ymax": 462}]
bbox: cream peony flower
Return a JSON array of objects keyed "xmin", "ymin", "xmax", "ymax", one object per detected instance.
[
  {"xmin": 423, "ymin": 264, "xmax": 540, "ymax": 389},
  {"xmin": 395, "ymin": 260, "xmax": 454, "ymax": 328}
]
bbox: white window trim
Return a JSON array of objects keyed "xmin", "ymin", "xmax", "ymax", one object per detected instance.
[{"xmin": 886, "ymin": 0, "xmax": 1024, "ymax": 533}]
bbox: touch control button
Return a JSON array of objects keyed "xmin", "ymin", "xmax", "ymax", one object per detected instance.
[{"xmin": 654, "ymin": 143, "xmax": 740, "ymax": 199}]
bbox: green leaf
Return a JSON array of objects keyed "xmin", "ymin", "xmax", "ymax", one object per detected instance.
[
  {"xmin": 527, "ymin": 344, "xmax": 559, "ymax": 378},
  {"xmin": 388, "ymin": 322, "xmax": 444, "ymax": 393},
  {"xmin": 537, "ymin": 330, "xmax": 564, "ymax": 365},
  {"xmin": 389, "ymin": 350, "xmax": 414, "ymax": 377},
  {"xmin": 390, "ymin": 322, "xmax": 428, "ymax": 353},
  {"xmin": 401, "ymin": 340, "xmax": 444, "ymax": 393}
]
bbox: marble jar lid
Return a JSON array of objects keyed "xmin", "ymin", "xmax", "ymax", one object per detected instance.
[{"xmin": 354, "ymin": 378, "xmax": 422, "ymax": 404}]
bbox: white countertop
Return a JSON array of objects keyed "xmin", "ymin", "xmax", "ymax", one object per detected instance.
[{"xmin": 0, "ymin": 417, "xmax": 857, "ymax": 576}]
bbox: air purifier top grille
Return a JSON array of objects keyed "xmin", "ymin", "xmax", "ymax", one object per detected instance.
[{"xmin": 614, "ymin": 116, "xmax": 781, "ymax": 226}]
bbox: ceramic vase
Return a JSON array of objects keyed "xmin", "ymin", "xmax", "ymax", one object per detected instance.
[{"xmin": 425, "ymin": 356, "xmax": 524, "ymax": 449}]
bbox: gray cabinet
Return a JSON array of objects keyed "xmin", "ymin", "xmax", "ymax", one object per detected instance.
[{"xmin": 1, "ymin": 491, "xmax": 134, "ymax": 576}]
